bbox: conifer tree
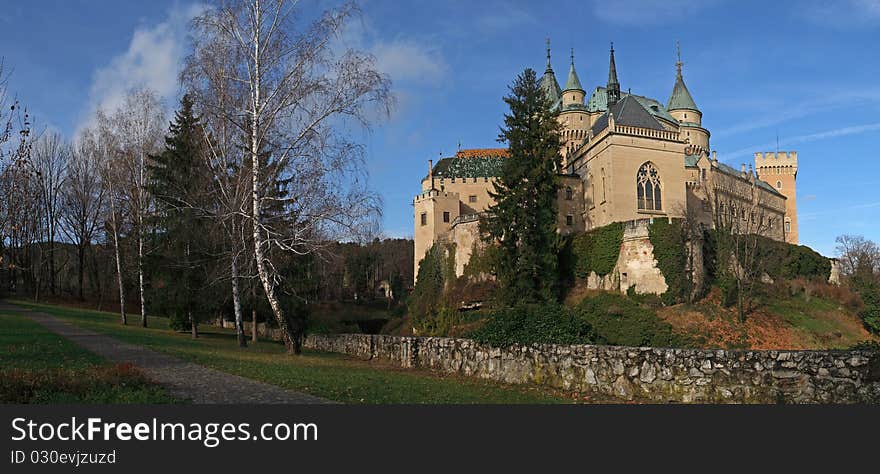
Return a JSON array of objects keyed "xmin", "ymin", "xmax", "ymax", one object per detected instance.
[
  {"xmin": 483, "ymin": 68, "xmax": 563, "ymax": 304},
  {"xmin": 148, "ymin": 95, "xmax": 215, "ymax": 338}
]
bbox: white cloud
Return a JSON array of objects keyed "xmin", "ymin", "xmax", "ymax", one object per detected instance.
[
  {"xmin": 590, "ymin": 0, "xmax": 723, "ymax": 25},
  {"xmin": 371, "ymin": 39, "xmax": 448, "ymax": 86},
  {"xmin": 338, "ymin": 18, "xmax": 448, "ymax": 88},
  {"xmin": 79, "ymin": 3, "xmax": 205, "ymax": 132}
]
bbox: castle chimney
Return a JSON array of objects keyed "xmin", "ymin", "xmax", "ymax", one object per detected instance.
[
  {"xmin": 741, "ymin": 163, "xmax": 746, "ymax": 177},
  {"xmin": 712, "ymin": 150, "xmax": 717, "ymax": 162}
]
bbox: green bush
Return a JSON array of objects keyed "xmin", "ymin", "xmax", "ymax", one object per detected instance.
[
  {"xmin": 648, "ymin": 218, "xmax": 691, "ymax": 305},
  {"xmin": 855, "ymin": 280, "xmax": 880, "ymax": 335},
  {"xmin": 468, "ymin": 303, "xmax": 596, "ymax": 347},
  {"xmin": 565, "ymin": 222, "xmax": 623, "ymax": 278},
  {"xmin": 574, "ymin": 292, "xmax": 687, "ymax": 348}
]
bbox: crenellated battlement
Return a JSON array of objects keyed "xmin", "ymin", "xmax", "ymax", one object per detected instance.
[
  {"xmin": 754, "ymin": 151, "xmax": 798, "ymax": 170},
  {"xmin": 413, "ymin": 189, "xmax": 460, "ymax": 204}
]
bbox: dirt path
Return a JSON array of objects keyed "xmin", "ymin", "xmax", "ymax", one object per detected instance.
[{"xmin": 0, "ymin": 303, "xmax": 332, "ymax": 404}]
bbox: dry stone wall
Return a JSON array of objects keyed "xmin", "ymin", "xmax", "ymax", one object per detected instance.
[{"xmin": 304, "ymin": 334, "xmax": 880, "ymax": 403}]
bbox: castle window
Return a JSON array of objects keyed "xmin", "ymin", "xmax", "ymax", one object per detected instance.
[
  {"xmin": 776, "ymin": 180, "xmax": 782, "ymax": 189},
  {"xmin": 566, "ymin": 215, "xmax": 573, "ymax": 226},
  {"xmin": 701, "ymin": 168, "xmax": 707, "ymax": 181},
  {"xmin": 443, "ymin": 211, "xmax": 450, "ymax": 223},
  {"xmin": 636, "ymin": 162, "xmax": 662, "ymax": 211},
  {"xmin": 420, "ymin": 213, "xmax": 427, "ymax": 226},
  {"xmin": 785, "ymin": 220, "xmax": 791, "ymax": 233},
  {"xmin": 468, "ymin": 195, "xmax": 477, "ymax": 203},
  {"xmin": 565, "ymin": 186, "xmax": 573, "ymax": 200},
  {"xmin": 684, "ymin": 113, "xmax": 688, "ymax": 119}
]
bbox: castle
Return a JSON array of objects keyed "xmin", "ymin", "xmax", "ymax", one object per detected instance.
[{"xmin": 413, "ymin": 42, "xmax": 799, "ymax": 285}]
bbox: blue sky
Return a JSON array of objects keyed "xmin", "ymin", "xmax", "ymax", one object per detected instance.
[{"xmin": 2, "ymin": 0, "xmax": 879, "ymax": 256}]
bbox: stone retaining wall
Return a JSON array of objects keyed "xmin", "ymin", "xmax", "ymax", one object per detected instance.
[{"xmin": 304, "ymin": 334, "xmax": 880, "ymax": 403}]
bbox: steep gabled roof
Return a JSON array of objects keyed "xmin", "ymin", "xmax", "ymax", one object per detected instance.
[{"xmin": 590, "ymin": 94, "xmax": 665, "ymax": 135}]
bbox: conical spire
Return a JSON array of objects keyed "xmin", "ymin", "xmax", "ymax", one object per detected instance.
[
  {"xmin": 607, "ymin": 42, "xmax": 620, "ymax": 107},
  {"xmin": 563, "ymin": 48, "xmax": 583, "ymax": 92},
  {"xmin": 539, "ymin": 38, "xmax": 562, "ymax": 104},
  {"xmin": 667, "ymin": 42, "xmax": 699, "ymax": 111}
]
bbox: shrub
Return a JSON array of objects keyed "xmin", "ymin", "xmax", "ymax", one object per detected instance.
[
  {"xmin": 408, "ymin": 243, "xmax": 456, "ymax": 333},
  {"xmin": 855, "ymin": 280, "xmax": 880, "ymax": 335},
  {"xmin": 574, "ymin": 292, "xmax": 687, "ymax": 348},
  {"xmin": 468, "ymin": 303, "xmax": 596, "ymax": 347}
]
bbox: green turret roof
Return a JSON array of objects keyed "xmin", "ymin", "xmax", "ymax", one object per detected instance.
[
  {"xmin": 540, "ymin": 40, "xmax": 562, "ymax": 104},
  {"xmin": 563, "ymin": 49, "xmax": 583, "ymax": 92},
  {"xmin": 667, "ymin": 62, "xmax": 699, "ymax": 111}
]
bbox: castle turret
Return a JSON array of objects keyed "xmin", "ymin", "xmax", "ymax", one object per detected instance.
[
  {"xmin": 539, "ymin": 38, "xmax": 562, "ymax": 105},
  {"xmin": 667, "ymin": 44, "xmax": 709, "ymax": 153},
  {"xmin": 606, "ymin": 43, "xmax": 621, "ymax": 107},
  {"xmin": 561, "ymin": 48, "xmax": 585, "ymax": 107},
  {"xmin": 754, "ymin": 151, "xmax": 799, "ymax": 244}
]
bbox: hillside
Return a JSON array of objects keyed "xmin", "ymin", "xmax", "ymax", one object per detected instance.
[{"xmin": 657, "ymin": 287, "xmax": 876, "ymax": 350}]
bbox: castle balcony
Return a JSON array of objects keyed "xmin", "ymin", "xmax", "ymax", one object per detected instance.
[{"xmin": 450, "ymin": 212, "xmax": 485, "ymax": 227}]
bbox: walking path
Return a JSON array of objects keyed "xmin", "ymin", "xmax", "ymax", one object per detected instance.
[{"xmin": 0, "ymin": 302, "xmax": 332, "ymax": 404}]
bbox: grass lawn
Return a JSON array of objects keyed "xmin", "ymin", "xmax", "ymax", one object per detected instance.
[
  {"xmin": 8, "ymin": 301, "xmax": 580, "ymax": 404},
  {"xmin": 0, "ymin": 310, "xmax": 178, "ymax": 403}
]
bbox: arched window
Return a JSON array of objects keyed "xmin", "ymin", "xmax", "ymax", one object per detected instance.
[
  {"xmin": 776, "ymin": 180, "xmax": 782, "ymax": 189},
  {"xmin": 636, "ymin": 162, "xmax": 662, "ymax": 211},
  {"xmin": 565, "ymin": 186, "xmax": 573, "ymax": 200}
]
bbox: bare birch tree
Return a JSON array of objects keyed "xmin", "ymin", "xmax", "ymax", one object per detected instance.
[
  {"xmin": 111, "ymin": 90, "xmax": 165, "ymax": 327},
  {"xmin": 188, "ymin": 0, "xmax": 391, "ymax": 353}
]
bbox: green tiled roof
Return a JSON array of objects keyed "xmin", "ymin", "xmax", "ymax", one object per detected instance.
[
  {"xmin": 540, "ymin": 70, "xmax": 562, "ymax": 104},
  {"xmin": 684, "ymin": 154, "xmax": 701, "ymax": 167},
  {"xmin": 431, "ymin": 154, "xmax": 506, "ymax": 179},
  {"xmin": 563, "ymin": 61, "xmax": 583, "ymax": 92},
  {"xmin": 590, "ymin": 94, "xmax": 665, "ymax": 135},
  {"xmin": 667, "ymin": 72, "xmax": 699, "ymax": 111}
]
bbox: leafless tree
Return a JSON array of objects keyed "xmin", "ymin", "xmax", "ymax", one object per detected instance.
[
  {"xmin": 93, "ymin": 108, "xmax": 130, "ymax": 324},
  {"xmin": 187, "ymin": 0, "xmax": 392, "ymax": 354},
  {"xmin": 835, "ymin": 234, "xmax": 879, "ymax": 281},
  {"xmin": 183, "ymin": 27, "xmax": 253, "ymax": 347},
  {"xmin": 30, "ymin": 132, "xmax": 70, "ymax": 296},
  {"xmin": 107, "ymin": 89, "xmax": 165, "ymax": 327},
  {"xmin": 62, "ymin": 128, "xmax": 107, "ymax": 300},
  {"xmin": 703, "ymin": 166, "xmax": 777, "ymax": 321}
]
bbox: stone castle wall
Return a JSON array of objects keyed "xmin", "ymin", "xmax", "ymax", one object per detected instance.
[{"xmin": 304, "ymin": 333, "xmax": 880, "ymax": 403}]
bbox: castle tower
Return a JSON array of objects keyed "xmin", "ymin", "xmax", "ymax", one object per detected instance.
[
  {"xmin": 667, "ymin": 44, "xmax": 710, "ymax": 153},
  {"xmin": 754, "ymin": 151, "xmax": 799, "ymax": 244},
  {"xmin": 607, "ymin": 43, "xmax": 620, "ymax": 107},
  {"xmin": 559, "ymin": 48, "xmax": 588, "ymax": 166}
]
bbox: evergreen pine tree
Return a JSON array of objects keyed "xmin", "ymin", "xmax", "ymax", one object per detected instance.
[
  {"xmin": 483, "ymin": 68, "xmax": 563, "ymax": 304},
  {"xmin": 147, "ymin": 95, "xmax": 216, "ymax": 337}
]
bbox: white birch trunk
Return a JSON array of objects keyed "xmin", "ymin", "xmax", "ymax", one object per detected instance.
[
  {"xmin": 108, "ymin": 183, "xmax": 126, "ymax": 325},
  {"xmin": 231, "ymin": 252, "xmax": 246, "ymax": 347},
  {"xmin": 249, "ymin": 0, "xmax": 298, "ymax": 354}
]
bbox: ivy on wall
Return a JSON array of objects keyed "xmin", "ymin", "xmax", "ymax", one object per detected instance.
[
  {"xmin": 648, "ymin": 218, "xmax": 692, "ymax": 305},
  {"xmin": 408, "ymin": 243, "xmax": 456, "ymax": 334},
  {"xmin": 566, "ymin": 222, "xmax": 624, "ymax": 278}
]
